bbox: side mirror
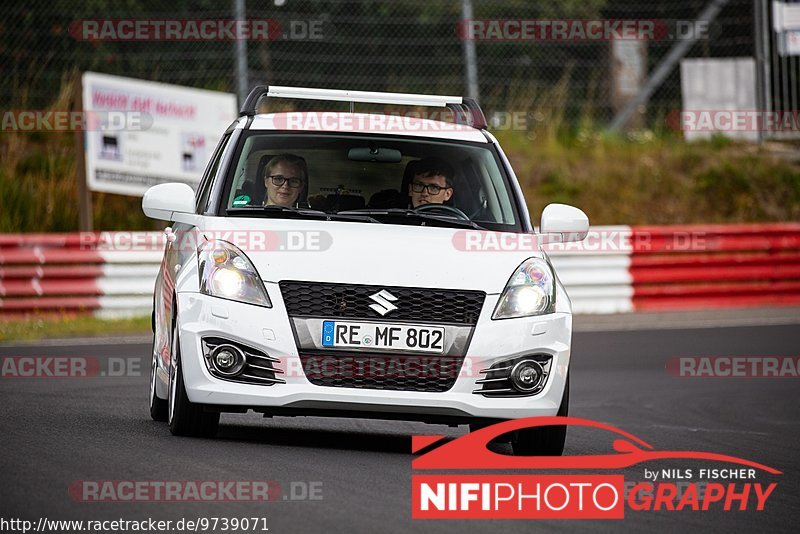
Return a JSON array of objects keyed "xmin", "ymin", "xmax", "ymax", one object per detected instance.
[
  {"xmin": 540, "ymin": 203, "xmax": 589, "ymax": 243},
  {"xmin": 142, "ymin": 183, "xmax": 196, "ymax": 222}
]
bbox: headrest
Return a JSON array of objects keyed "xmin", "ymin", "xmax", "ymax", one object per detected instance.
[{"xmin": 368, "ymin": 189, "xmax": 404, "ymax": 209}]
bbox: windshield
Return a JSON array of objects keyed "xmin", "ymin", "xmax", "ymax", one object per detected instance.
[{"xmin": 219, "ymin": 132, "xmax": 522, "ymax": 231}]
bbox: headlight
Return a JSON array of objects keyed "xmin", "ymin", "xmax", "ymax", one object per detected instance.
[
  {"xmin": 198, "ymin": 240, "xmax": 271, "ymax": 307},
  {"xmin": 492, "ymin": 258, "xmax": 555, "ymax": 319}
]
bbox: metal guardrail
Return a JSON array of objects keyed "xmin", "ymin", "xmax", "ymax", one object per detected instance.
[
  {"xmin": 0, "ymin": 233, "xmax": 160, "ymax": 318},
  {"xmin": 630, "ymin": 224, "xmax": 800, "ymax": 310}
]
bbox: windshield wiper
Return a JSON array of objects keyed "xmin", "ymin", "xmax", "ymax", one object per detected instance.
[
  {"xmin": 226, "ymin": 205, "xmax": 380, "ymax": 224},
  {"xmin": 337, "ymin": 208, "xmax": 486, "ymax": 230}
]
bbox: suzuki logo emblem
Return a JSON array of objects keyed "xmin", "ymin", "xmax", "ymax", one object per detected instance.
[{"xmin": 368, "ymin": 290, "xmax": 398, "ymax": 316}]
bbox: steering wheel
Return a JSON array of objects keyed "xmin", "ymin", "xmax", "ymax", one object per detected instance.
[{"xmin": 414, "ymin": 203, "xmax": 471, "ymax": 221}]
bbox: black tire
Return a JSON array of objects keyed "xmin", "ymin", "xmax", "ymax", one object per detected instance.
[
  {"xmin": 511, "ymin": 373, "xmax": 569, "ymax": 456},
  {"xmin": 168, "ymin": 320, "xmax": 219, "ymax": 437},
  {"xmin": 149, "ymin": 335, "xmax": 168, "ymax": 422}
]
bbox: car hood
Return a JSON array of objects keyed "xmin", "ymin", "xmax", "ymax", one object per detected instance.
[{"xmin": 198, "ymin": 217, "xmax": 542, "ymax": 294}]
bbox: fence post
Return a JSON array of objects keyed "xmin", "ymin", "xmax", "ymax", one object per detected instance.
[
  {"xmin": 753, "ymin": 0, "xmax": 770, "ymax": 143},
  {"xmin": 73, "ymin": 74, "xmax": 93, "ymax": 232},
  {"xmin": 234, "ymin": 0, "xmax": 249, "ymax": 105},
  {"xmin": 461, "ymin": 0, "xmax": 480, "ymax": 100}
]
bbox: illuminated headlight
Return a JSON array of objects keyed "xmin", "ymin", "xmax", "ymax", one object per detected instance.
[
  {"xmin": 198, "ymin": 240, "xmax": 271, "ymax": 307},
  {"xmin": 492, "ymin": 258, "xmax": 555, "ymax": 319}
]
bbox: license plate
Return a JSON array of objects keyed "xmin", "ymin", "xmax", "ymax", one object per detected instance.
[{"xmin": 321, "ymin": 321, "xmax": 445, "ymax": 353}]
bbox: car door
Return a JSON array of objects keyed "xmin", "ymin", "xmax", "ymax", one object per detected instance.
[{"xmin": 155, "ymin": 132, "xmax": 232, "ymax": 369}]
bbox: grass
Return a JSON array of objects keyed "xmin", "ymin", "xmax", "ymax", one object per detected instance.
[
  {"xmin": 0, "ymin": 78, "xmax": 161, "ymax": 232},
  {"xmin": 0, "ymin": 315, "xmax": 151, "ymax": 343},
  {"xmin": 497, "ymin": 129, "xmax": 800, "ymax": 225}
]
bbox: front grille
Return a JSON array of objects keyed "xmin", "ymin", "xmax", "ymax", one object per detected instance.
[
  {"xmin": 201, "ymin": 337, "xmax": 285, "ymax": 386},
  {"xmin": 279, "ymin": 281, "xmax": 485, "ymax": 325},
  {"xmin": 300, "ymin": 352, "xmax": 464, "ymax": 392}
]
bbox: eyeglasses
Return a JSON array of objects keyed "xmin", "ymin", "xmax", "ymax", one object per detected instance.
[
  {"xmin": 268, "ymin": 175, "xmax": 304, "ymax": 188},
  {"xmin": 410, "ymin": 181, "xmax": 451, "ymax": 195}
]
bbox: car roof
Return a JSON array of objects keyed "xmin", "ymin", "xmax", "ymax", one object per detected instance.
[{"xmin": 247, "ymin": 112, "xmax": 489, "ymax": 143}]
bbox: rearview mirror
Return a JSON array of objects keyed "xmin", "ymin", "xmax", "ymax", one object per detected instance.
[
  {"xmin": 142, "ymin": 183, "xmax": 196, "ymax": 222},
  {"xmin": 348, "ymin": 147, "xmax": 402, "ymax": 163},
  {"xmin": 539, "ymin": 203, "xmax": 589, "ymax": 243}
]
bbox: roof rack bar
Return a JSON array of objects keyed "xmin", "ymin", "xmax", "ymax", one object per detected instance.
[
  {"xmin": 267, "ymin": 86, "xmax": 462, "ymax": 107},
  {"xmin": 239, "ymin": 85, "xmax": 487, "ymax": 130}
]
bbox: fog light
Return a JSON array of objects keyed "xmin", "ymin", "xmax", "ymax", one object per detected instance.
[
  {"xmin": 211, "ymin": 344, "xmax": 246, "ymax": 376},
  {"xmin": 510, "ymin": 360, "xmax": 544, "ymax": 393},
  {"xmin": 216, "ymin": 350, "xmax": 235, "ymax": 368}
]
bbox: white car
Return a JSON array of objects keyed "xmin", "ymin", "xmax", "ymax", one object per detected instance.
[{"xmin": 144, "ymin": 86, "xmax": 588, "ymax": 455}]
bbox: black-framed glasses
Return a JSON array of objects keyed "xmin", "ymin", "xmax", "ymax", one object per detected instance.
[
  {"xmin": 268, "ymin": 175, "xmax": 304, "ymax": 188},
  {"xmin": 410, "ymin": 181, "xmax": 451, "ymax": 195}
]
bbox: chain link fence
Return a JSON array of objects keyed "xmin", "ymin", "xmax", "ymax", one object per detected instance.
[{"xmin": 0, "ymin": 0, "xmax": 761, "ymax": 132}]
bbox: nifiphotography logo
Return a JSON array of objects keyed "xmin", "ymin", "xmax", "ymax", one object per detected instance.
[{"xmin": 411, "ymin": 417, "xmax": 780, "ymax": 519}]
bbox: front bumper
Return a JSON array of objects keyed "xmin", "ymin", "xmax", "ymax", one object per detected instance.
[{"xmin": 176, "ymin": 286, "xmax": 572, "ymax": 421}]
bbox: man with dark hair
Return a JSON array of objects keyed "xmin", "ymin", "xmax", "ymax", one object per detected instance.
[
  {"xmin": 408, "ymin": 157, "xmax": 455, "ymax": 208},
  {"xmin": 263, "ymin": 153, "xmax": 308, "ymax": 207}
]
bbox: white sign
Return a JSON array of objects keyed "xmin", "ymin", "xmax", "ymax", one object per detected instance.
[
  {"xmin": 784, "ymin": 29, "xmax": 800, "ymax": 55},
  {"xmin": 773, "ymin": 1, "xmax": 800, "ymax": 56},
  {"xmin": 82, "ymin": 72, "xmax": 237, "ymax": 196},
  {"xmin": 612, "ymin": 38, "xmax": 646, "ymax": 97},
  {"xmin": 773, "ymin": 1, "xmax": 800, "ymax": 31},
  {"xmin": 680, "ymin": 58, "xmax": 758, "ymax": 142}
]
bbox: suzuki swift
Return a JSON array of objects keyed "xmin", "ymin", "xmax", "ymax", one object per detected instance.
[{"xmin": 143, "ymin": 86, "xmax": 589, "ymax": 455}]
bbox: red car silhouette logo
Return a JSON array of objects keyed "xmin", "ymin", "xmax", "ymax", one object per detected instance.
[{"xmin": 412, "ymin": 416, "xmax": 781, "ymax": 474}]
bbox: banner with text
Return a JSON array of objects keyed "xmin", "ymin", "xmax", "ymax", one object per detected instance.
[{"xmin": 81, "ymin": 71, "xmax": 237, "ymax": 196}]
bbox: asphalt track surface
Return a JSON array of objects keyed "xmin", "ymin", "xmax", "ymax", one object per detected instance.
[{"xmin": 1, "ymin": 323, "xmax": 797, "ymax": 533}]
